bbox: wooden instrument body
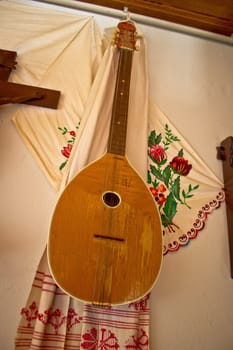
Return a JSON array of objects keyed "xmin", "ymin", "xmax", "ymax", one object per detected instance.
[
  {"xmin": 48, "ymin": 20, "xmax": 163, "ymax": 305},
  {"xmin": 48, "ymin": 152, "xmax": 162, "ymax": 305}
]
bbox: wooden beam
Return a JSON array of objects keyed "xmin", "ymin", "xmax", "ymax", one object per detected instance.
[
  {"xmin": 76, "ymin": 0, "xmax": 233, "ymax": 36},
  {"xmin": 0, "ymin": 81, "xmax": 60, "ymax": 109}
]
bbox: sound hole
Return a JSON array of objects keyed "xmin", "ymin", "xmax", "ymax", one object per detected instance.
[{"xmin": 102, "ymin": 191, "xmax": 121, "ymax": 208}]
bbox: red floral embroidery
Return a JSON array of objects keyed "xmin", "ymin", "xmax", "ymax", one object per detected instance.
[
  {"xmin": 67, "ymin": 307, "xmax": 82, "ymax": 331},
  {"xmin": 81, "ymin": 328, "xmax": 98, "ymax": 349},
  {"xmin": 21, "ymin": 302, "xmax": 82, "ymax": 334},
  {"xmin": 38, "ymin": 307, "xmax": 66, "ymax": 334},
  {"xmin": 99, "ymin": 328, "xmax": 119, "ymax": 349},
  {"xmin": 61, "ymin": 143, "xmax": 73, "ymax": 158},
  {"xmin": 58, "ymin": 123, "xmax": 80, "ymax": 170},
  {"xmin": 21, "ymin": 301, "xmax": 38, "ymax": 327},
  {"xmin": 81, "ymin": 327, "xmax": 119, "ymax": 349},
  {"xmin": 125, "ymin": 329, "xmax": 149, "ymax": 349},
  {"xmin": 170, "ymin": 156, "xmax": 192, "ymax": 176},
  {"xmin": 149, "ymin": 144, "xmax": 167, "ymax": 165},
  {"xmin": 128, "ymin": 294, "xmax": 150, "ymax": 311},
  {"xmin": 150, "ymin": 183, "xmax": 167, "ymax": 206},
  {"xmin": 69, "ymin": 130, "xmax": 76, "ymax": 137}
]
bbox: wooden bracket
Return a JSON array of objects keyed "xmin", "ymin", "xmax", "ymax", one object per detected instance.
[
  {"xmin": 0, "ymin": 49, "xmax": 17, "ymax": 81},
  {"xmin": 0, "ymin": 49, "xmax": 60, "ymax": 109},
  {"xmin": 217, "ymin": 136, "xmax": 233, "ymax": 278},
  {"xmin": 0, "ymin": 81, "xmax": 60, "ymax": 109}
]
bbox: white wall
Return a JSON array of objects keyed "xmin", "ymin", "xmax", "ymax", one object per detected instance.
[{"xmin": 1, "ymin": 1, "xmax": 233, "ymax": 349}]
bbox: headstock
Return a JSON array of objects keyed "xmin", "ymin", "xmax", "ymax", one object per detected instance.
[{"xmin": 114, "ymin": 21, "xmax": 137, "ymax": 51}]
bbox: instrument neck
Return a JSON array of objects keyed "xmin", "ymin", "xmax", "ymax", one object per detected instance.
[{"xmin": 107, "ymin": 48, "xmax": 133, "ymax": 156}]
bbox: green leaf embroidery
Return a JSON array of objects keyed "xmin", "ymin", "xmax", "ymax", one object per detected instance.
[
  {"xmin": 161, "ymin": 214, "xmax": 172, "ymax": 227},
  {"xmin": 163, "ymin": 192, "xmax": 177, "ymax": 220},
  {"xmin": 148, "ymin": 130, "xmax": 163, "ymax": 146},
  {"xmin": 173, "ymin": 176, "xmax": 181, "ymax": 201},
  {"xmin": 150, "ymin": 165, "xmax": 163, "ymax": 181},
  {"xmin": 155, "ymin": 133, "xmax": 162, "ymax": 144},
  {"xmin": 147, "ymin": 170, "xmax": 152, "ymax": 184},
  {"xmin": 148, "ymin": 130, "xmax": 156, "ymax": 146},
  {"xmin": 152, "ymin": 179, "xmax": 159, "ymax": 188},
  {"xmin": 182, "ymin": 189, "xmax": 186, "ymax": 198},
  {"xmin": 162, "ymin": 165, "xmax": 171, "ymax": 187},
  {"xmin": 163, "ymin": 124, "xmax": 180, "ymax": 149},
  {"xmin": 178, "ymin": 148, "xmax": 184, "ymax": 157},
  {"xmin": 59, "ymin": 160, "xmax": 68, "ymax": 170}
]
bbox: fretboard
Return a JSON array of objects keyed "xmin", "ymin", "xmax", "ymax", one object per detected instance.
[{"xmin": 107, "ymin": 48, "xmax": 133, "ymax": 156}]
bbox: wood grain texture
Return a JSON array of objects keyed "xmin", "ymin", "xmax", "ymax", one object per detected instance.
[
  {"xmin": 76, "ymin": 0, "xmax": 233, "ymax": 36},
  {"xmin": 48, "ymin": 153, "xmax": 162, "ymax": 305}
]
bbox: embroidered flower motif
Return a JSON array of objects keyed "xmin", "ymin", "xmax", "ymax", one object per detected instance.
[
  {"xmin": 20, "ymin": 302, "xmax": 82, "ymax": 333},
  {"xmin": 69, "ymin": 130, "xmax": 76, "ymax": 137},
  {"xmin": 81, "ymin": 327, "xmax": 98, "ymax": 349},
  {"xmin": 67, "ymin": 308, "xmax": 82, "ymax": 331},
  {"xmin": 150, "ymin": 183, "xmax": 167, "ymax": 206},
  {"xmin": 125, "ymin": 329, "xmax": 149, "ymax": 349},
  {"xmin": 61, "ymin": 143, "xmax": 73, "ymax": 158},
  {"xmin": 128, "ymin": 294, "xmax": 150, "ymax": 311},
  {"xmin": 99, "ymin": 328, "xmax": 120, "ymax": 349},
  {"xmin": 170, "ymin": 156, "xmax": 192, "ymax": 176},
  {"xmin": 81, "ymin": 328, "xmax": 119, "ymax": 349},
  {"xmin": 58, "ymin": 123, "xmax": 80, "ymax": 170},
  {"xmin": 149, "ymin": 144, "xmax": 167, "ymax": 165},
  {"xmin": 148, "ymin": 124, "xmax": 199, "ymax": 233},
  {"xmin": 21, "ymin": 301, "xmax": 38, "ymax": 327},
  {"xmin": 37, "ymin": 307, "xmax": 66, "ymax": 334}
]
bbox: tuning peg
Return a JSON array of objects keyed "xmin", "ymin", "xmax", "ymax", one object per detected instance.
[
  {"xmin": 135, "ymin": 33, "xmax": 143, "ymax": 39},
  {"xmin": 112, "ymin": 29, "xmax": 117, "ymax": 38},
  {"xmin": 111, "ymin": 29, "xmax": 119, "ymax": 45}
]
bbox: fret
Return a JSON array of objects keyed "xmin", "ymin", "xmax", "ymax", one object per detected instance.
[{"xmin": 108, "ymin": 48, "xmax": 133, "ymax": 156}]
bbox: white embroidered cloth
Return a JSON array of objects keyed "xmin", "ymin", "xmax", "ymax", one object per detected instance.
[
  {"xmin": 16, "ymin": 249, "xmax": 151, "ymax": 349},
  {"xmin": 1, "ymin": 0, "xmax": 102, "ymax": 190},
  {"xmin": 148, "ymin": 103, "xmax": 224, "ymax": 254}
]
